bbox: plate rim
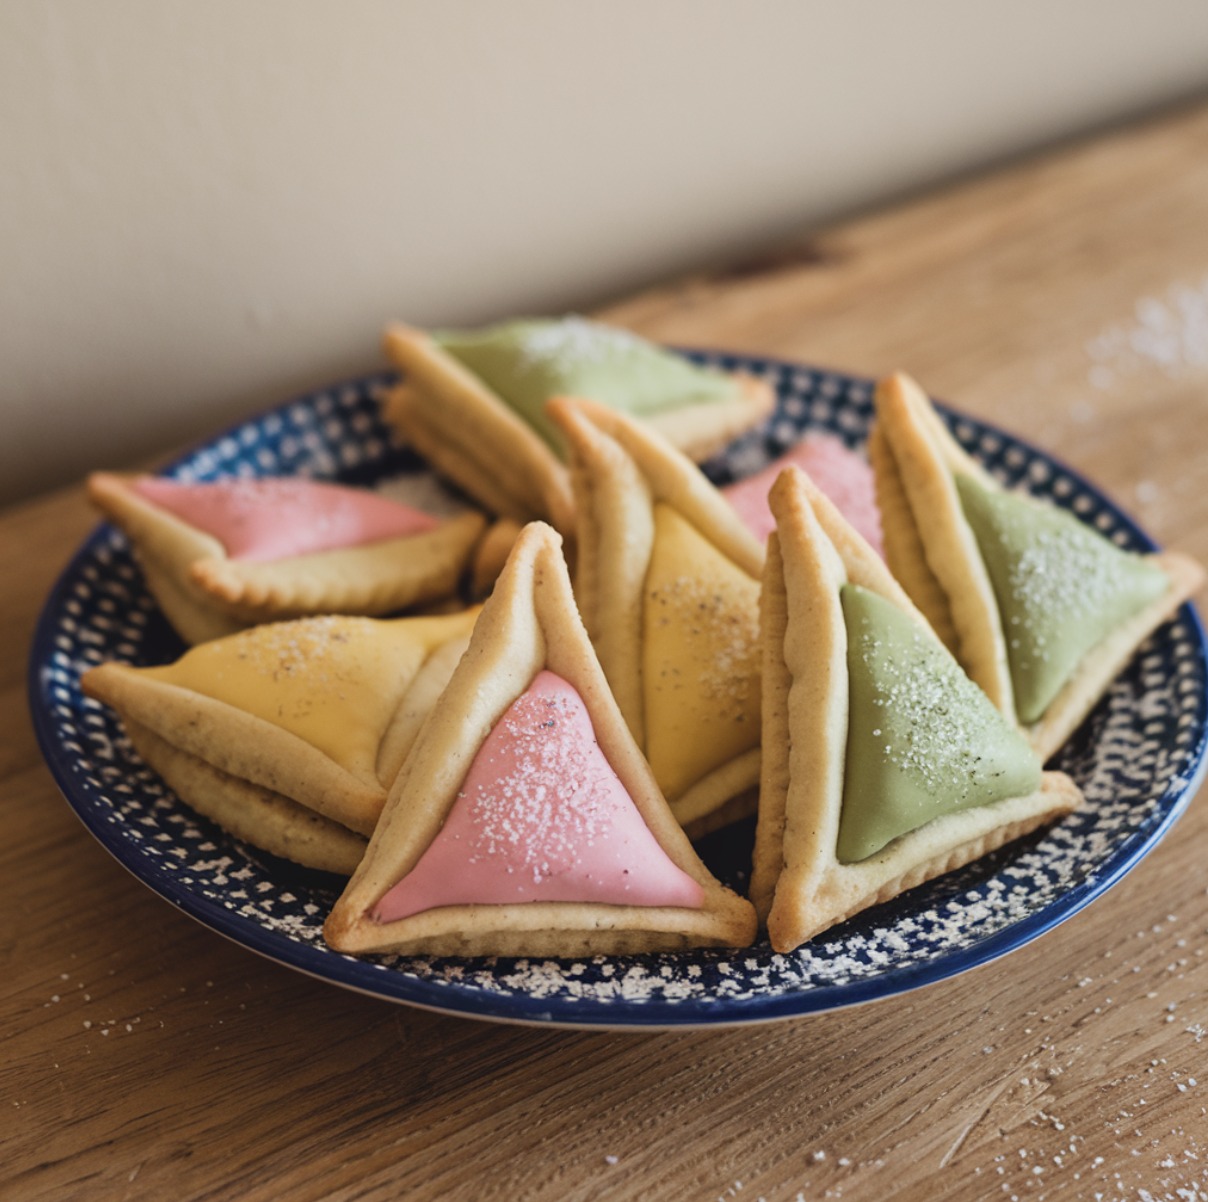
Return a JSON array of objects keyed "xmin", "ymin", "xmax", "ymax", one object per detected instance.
[{"xmin": 26, "ymin": 356, "xmax": 1208, "ymax": 1030}]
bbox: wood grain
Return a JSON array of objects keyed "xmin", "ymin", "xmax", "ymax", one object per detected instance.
[{"xmin": 4, "ymin": 99, "xmax": 1208, "ymax": 1202}]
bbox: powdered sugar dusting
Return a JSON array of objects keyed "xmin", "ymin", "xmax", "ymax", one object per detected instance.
[
  {"xmin": 513, "ymin": 315, "xmax": 647, "ymax": 377},
  {"xmin": 1005, "ymin": 526, "xmax": 1158, "ymax": 671},
  {"xmin": 1013, "ymin": 531, "xmax": 1108, "ymax": 643},
  {"xmin": 224, "ymin": 614, "xmax": 368, "ymax": 682},
  {"xmin": 845, "ymin": 589, "xmax": 1037, "ymax": 802},
  {"xmin": 371, "ymin": 670, "xmax": 704, "ymax": 921},
  {"xmin": 464, "ymin": 683, "xmax": 618, "ymax": 882}
]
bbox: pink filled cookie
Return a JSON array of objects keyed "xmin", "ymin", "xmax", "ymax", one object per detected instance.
[
  {"xmin": 324, "ymin": 521, "xmax": 756, "ymax": 958},
  {"xmin": 724, "ymin": 433, "xmax": 883, "ymax": 557},
  {"xmin": 131, "ymin": 477, "xmax": 441, "ymax": 563},
  {"xmin": 373, "ymin": 669, "xmax": 703, "ymax": 923},
  {"xmin": 88, "ymin": 472, "xmax": 485, "ymax": 643}
]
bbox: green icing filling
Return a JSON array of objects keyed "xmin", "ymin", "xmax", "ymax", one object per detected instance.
[
  {"xmin": 956, "ymin": 473, "xmax": 1168, "ymax": 725},
  {"xmin": 435, "ymin": 316, "xmax": 736, "ymax": 453},
  {"xmin": 837, "ymin": 584, "xmax": 1042, "ymax": 864}
]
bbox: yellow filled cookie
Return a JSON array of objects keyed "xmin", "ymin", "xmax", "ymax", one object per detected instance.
[
  {"xmin": 324, "ymin": 523, "xmax": 756, "ymax": 958},
  {"xmin": 82, "ymin": 608, "xmax": 479, "ymax": 872},
  {"xmin": 548, "ymin": 396, "xmax": 766, "ymax": 835}
]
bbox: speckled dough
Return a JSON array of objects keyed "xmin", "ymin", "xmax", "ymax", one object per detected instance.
[{"xmin": 124, "ymin": 719, "xmax": 368, "ymax": 875}]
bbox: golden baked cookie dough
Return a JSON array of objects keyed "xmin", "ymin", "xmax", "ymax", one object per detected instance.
[
  {"xmin": 82, "ymin": 609, "xmax": 479, "ymax": 873},
  {"xmin": 870, "ymin": 372, "xmax": 1204, "ymax": 760},
  {"xmin": 324, "ymin": 522, "xmax": 756, "ymax": 959},
  {"xmin": 548, "ymin": 396, "xmax": 766, "ymax": 834},
  {"xmin": 750, "ymin": 467, "xmax": 1082, "ymax": 954}
]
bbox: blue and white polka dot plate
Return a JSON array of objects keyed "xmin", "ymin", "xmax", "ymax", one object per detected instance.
[{"xmin": 28, "ymin": 354, "xmax": 1208, "ymax": 1029}]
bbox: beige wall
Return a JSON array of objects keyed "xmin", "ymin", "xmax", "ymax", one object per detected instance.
[{"xmin": 4, "ymin": 0, "xmax": 1208, "ymax": 504}]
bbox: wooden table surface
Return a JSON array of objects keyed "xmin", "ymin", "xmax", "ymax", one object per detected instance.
[{"xmin": 5, "ymin": 100, "xmax": 1208, "ymax": 1202}]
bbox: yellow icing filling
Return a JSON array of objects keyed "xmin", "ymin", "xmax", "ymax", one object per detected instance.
[
  {"xmin": 143, "ymin": 611, "xmax": 477, "ymax": 778},
  {"xmin": 641, "ymin": 503, "xmax": 761, "ymax": 801}
]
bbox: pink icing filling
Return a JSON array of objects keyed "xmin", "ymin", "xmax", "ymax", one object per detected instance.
[
  {"xmin": 723, "ymin": 433, "xmax": 884, "ymax": 557},
  {"xmin": 132, "ymin": 476, "xmax": 439, "ymax": 562},
  {"xmin": 372, "ymin": 669, "xmax": 704, "ymax": 923}
]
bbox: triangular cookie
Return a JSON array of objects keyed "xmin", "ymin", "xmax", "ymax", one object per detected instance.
[
  {"xmin": 546, "ymin": 396, "xmax": 766, "ymax": 835},
  {"xmin": 88, "ymin": 473, "xmax": 485, "ymax": 644},
  {"xmin": 81, "ymin": 609, "xmax": 480, "ymax": 872},
  {"xmin": 750, "ymin": 466, "xmax": 1082, "ymax": 953},
  {"xmin": 323, "ymin": 522, "xmax": 756, "ymax": 958},
  {"xmin": 382, "ymin": 325, "xmax": 576, "ymax": 535},
  {"xmin": 380, "ymin": 317, "xmax": 774, "ymax": 535},
  {"xmin": 870, "ymin": 373, "xmax": 1204, "ymax": 759}
]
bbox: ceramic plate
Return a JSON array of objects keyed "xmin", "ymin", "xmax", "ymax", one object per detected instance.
[{"xmin": 28, "ymin": 354, "xmax": 1208, "ymax": 1029}]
